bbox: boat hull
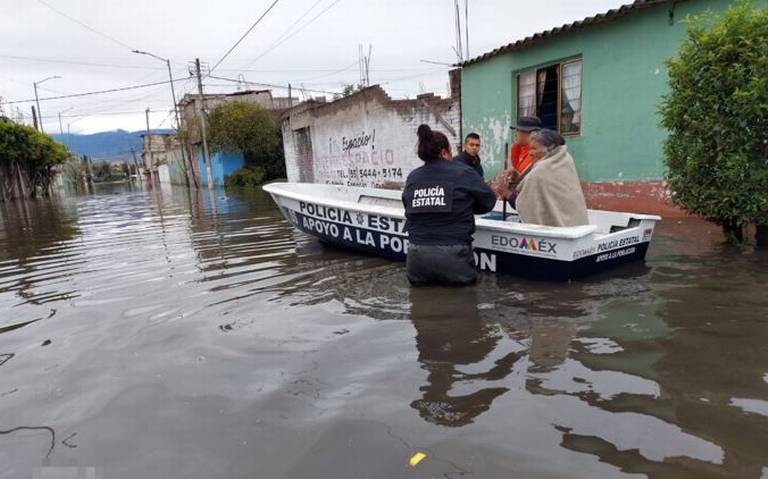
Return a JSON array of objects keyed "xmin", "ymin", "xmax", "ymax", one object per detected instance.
[{"xmin": 265, "ymin": 183, "xmax": 659, "ymax": 281}]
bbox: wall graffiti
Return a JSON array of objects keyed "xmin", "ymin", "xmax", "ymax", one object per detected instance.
[
  {"xmin": 314, "ymin": 127, "xmax": 404, "ymax": 187},
  {"xmin": 283, "ymin": 90, "xmax": 459, "ymax": 188}
]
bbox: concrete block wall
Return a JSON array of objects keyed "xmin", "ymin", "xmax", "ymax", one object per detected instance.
[{"xmin": 282, "ymin": 85, "xmax": 460, "ymax": 189}]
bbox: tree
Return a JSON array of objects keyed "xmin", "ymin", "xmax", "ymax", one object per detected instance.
[
  {"xmin": 206, "ymin": 101, "xmax": 285, "ymax": 183},
  {"xmin": 92, "ymin": 160, "xmax": 112, "ymax": 181},
  {"xmin": 337, "ymin": 83, "xmax": 364, "ymax": 99},
  {"xmin": 659, "ymin": 1, "xmax": 768, "ymax": 244},
  {"xmin": 0, "ymin": 119, "xmax": 69, "ymax": 200}
]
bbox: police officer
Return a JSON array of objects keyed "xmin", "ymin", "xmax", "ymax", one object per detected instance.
[{"xmin": 402, "ymin": 125, "xmax": 497, "ymax": 286}]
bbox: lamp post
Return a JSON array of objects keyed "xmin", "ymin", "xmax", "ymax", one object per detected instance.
[
  {"xmin": 132, "ymin": 50, "xmax": 181, "ymax": 129},
  {"xmin": 132, "ymin": 50, "xmax": 194, "ymax": 187},
  {"xmin": 33, "ymin": 75, "xmax": 62, "ymax": 133}
]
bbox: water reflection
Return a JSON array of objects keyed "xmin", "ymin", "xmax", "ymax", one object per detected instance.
[
  {"xmin": 0, "ymin": 198, "xmax": 81, "ymax": 309},
  {"xmin": 559, "ymin": 246, "xmax": 768, "ymax": 477},
  {"xmin": 0, "ymin": 184, "xmax": 767, "ymax": 478},
  {"xmin": 409, "ymin": 286, "xmax": 520, "ymax": 427}
]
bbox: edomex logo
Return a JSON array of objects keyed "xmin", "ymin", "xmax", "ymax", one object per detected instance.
[{"xmin": 491, "ymin": 235, "xmax": 558, "ymax": 255}]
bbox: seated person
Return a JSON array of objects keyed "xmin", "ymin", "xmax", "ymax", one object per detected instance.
[
  {"xmin": 490, "ymin": 116, "xmax": 542, "ymax": 204},
  {"xmin": 402, "ymin": 125, "xmax": 496, "ymax": 286},
  {"xmin": 509, "ymin": 116, "xmax": 542, "ymax": 176},
  {"xmin": 515, "ymin": 129, "xmax": 589, "ymax": 227}
]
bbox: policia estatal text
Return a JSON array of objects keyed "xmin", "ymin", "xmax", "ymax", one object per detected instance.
[{"xmin": 402, "ymin": 126, "xmax": 496, "ymax": 285}]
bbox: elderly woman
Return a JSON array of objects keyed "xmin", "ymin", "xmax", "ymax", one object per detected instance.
[{"xmin": 515, "ymin": 129, "xmax": 589, "ymax": 227}]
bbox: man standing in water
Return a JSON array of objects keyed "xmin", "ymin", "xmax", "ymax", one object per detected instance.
[{"xmin": 453, "ymin": 133, "xmax": 483, "ymax": 178}]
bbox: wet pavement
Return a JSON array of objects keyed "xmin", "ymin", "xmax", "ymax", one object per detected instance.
[{"xmin": 0, "ymin": 183, "xmax": 767, "ymax": 478}]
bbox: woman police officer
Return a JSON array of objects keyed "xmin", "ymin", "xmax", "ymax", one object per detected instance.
[{"xmin": 402, "ymin": 125, "xmax": 497, "ymax": 285}]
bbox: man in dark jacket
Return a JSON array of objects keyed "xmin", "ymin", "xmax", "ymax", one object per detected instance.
[{"xmin": 453, "ymin": 132, "xmax": 483, "ymax": 178}]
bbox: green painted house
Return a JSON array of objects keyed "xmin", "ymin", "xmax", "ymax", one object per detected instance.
[{"xmin": 460, "ymin": 0, "xmax": 766, "ymax": 215}]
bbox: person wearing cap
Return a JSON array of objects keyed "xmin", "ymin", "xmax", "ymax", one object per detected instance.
[
  {"xmin": 509, "ymin": 116, "xmax": 542, "ymax": 176},
  {"xmin": 452, "ymin": 132, "xmax": 483, "ymax": 178},
  {"xmin": 491, "ymin": 116, "xmax": 542, "ymax": 205}
]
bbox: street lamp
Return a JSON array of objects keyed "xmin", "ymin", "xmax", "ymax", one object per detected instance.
[
  {"xmin": 133, "ymin": 49, "xmax": 193, "ymax": 187},
  {"xmin": 33, "ymin": 75, "xmax": 62, "ymax": 133},
  {"xmin": 132, "ymin": 50, "xmax": 181, "ymax": 130}
]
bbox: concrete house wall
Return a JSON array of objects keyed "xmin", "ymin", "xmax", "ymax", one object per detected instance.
[
  {"xmin": 141, "ymin": 133, "xmax": 186, "ymax": 184},
  {"xmin": 460, "ymin": 0, "xmax": 766, "ymax": 214},
  {"xmin": 197, "ymin": 150, "xmax": 245, "ymax": 187},
  {"xmin": 282, "ymin": 73, "xmax": 460, "ymax": 189}
]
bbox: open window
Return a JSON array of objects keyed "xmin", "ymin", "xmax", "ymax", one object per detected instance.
[{"xmin": 516, "ymin": 59, "xmax": 582, "ymax": 135}]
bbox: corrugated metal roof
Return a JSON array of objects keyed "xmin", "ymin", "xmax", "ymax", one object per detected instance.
[{"xmin": 460, "ymin": 0, "xmax": 676, "ymax": 67}]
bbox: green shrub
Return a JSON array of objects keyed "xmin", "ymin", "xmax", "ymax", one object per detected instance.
[
  {"xmin": 224, "ymin": 166, "xmax": 265, "ymax": 188},
  {"xmin": 207, "ymin": 101, "xmax": 285, "ymax": 181},
  {"xmin": 659, "ymin": 1, "xmax": 768, "ymax": 242}
]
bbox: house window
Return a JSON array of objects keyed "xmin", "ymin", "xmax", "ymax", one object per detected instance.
[{"xmin": 516, "ymin": 59, "xmax": 582, "ymax": 135}]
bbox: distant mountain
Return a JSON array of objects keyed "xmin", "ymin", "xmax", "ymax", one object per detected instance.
[{"xmin": 52, "ymin": 129, "xmax": 173, "ymax": 161}]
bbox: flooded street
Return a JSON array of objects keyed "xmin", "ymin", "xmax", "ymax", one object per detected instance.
[{"xmin": 1, "ymin": 183, "xmax": 767, "ymax": 479}]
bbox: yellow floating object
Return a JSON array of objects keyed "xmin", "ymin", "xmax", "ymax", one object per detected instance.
[{"xmin": 409, "ymin": 452, "xmax": 427, "ymax": 467}]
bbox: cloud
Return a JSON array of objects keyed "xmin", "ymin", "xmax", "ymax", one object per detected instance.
[{"xmin": 0, "ymin": 0, "xmax": 628, "ymax": 133}]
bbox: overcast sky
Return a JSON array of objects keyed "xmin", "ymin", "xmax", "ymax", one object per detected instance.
[{"xmin": 1, "ymin": 0, "xmax": 629, "ymax": 134}]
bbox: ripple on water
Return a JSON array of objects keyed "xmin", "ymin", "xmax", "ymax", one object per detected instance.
[{"xmin": 0, "ymin": 186, "xmax": 766, "ymax": 477}]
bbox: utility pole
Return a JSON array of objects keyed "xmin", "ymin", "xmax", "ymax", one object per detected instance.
[
  {"xmin": 145, "ymin": 107, "xmax": 155, "ymax": 184},
  {"xmin": 465, "ymin": 0, "xmax": 470, "ymax": 60},
  {"xmin": 33, "ymin": 84, "xmax": 43, "ymax": 132},
  {"xmin": 33, "ymin": 75, "xmax": 61, "ymax": 134},
  {"xmin": 130, "ymin": 147, "xmax": 141, "ymax": 180},
  {"xmin": 165, "ymin": 60, "xmax": 194, "ymax": 188},
  {"xmin": 83, "ymin": 155, "xmax": 93, "ymax": 186},
  {"xmin": 31, "ymin": 106, "xmax": 39, "ymax": 131},
  {"xmin": 58, "ymin": 112, "xmax": 64, "ymax": 136},
  {"xmin": 195, "ymin": 58, "xmax": 214, "ymax": 190},
  {"xmin": 134, "ymin": 49, "xmax": 196, "ymax": 188}
]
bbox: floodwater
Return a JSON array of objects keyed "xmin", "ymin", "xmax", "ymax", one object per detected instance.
[{"xmin": 1, "ymin": 183, "xmax": 767, "ymax": 479}]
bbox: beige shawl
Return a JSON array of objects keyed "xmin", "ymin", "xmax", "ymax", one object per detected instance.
[{"xmin": 515, "ymin": 146, "xmax": 589, "ymax": 227}]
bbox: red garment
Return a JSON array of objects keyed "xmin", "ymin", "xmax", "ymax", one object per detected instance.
[{"xmin": 510, "ymin": 144, "xmax": 532, "ymax": 175}]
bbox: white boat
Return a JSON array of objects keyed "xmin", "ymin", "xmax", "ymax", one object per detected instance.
[{"xmin": 263, "ymin": 182, "xmax": 661, "ymax": 281}]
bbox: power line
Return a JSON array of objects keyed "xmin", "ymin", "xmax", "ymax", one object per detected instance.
[
  {"xmin": 154, "ymin": 109, "xmax": 176, "ymax": 129},
  {"xmin": 40, "ymin": 109, "xmax": 171, "ymax": 119},
  {"xmin": 4, "ymin": 77, "xmax": 191, "ymax": 105},
  {"xmin": 35, "ymin": 0, "xmax": 135, "ymax": 51},
  {"xmin": 208, "ymin": 74, "xmax": 339, "ymax": 96},
  {"xmin": 292, "ymin": 60, "xmax": 357, "ymax": 82},
  {"xmin": 243, "ymin": 0, "xmax": 343, "ymax": 68},
  {"xmin": 218, "ymin": 66, "xmax": 448, "ymax": 73},
  {"xmin": 0, "ymin": 54, "xmax": 163, "ymax": 70},
  {"xmin": 239, "ymin": 0, "xmax": 324, "ymax": 69},
  {"xmin": 209, "ymin": 0, "xmax": 282, "ymax": 74}
]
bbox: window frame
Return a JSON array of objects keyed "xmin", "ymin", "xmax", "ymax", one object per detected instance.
[{"xmin": 513, "ymin": 56, "xmax": 583, "ymax": 138}]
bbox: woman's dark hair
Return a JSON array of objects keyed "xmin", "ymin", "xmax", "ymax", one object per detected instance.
[{"xmin": 416, "ymin": 124, "xmax": 451, "ymax": 161}]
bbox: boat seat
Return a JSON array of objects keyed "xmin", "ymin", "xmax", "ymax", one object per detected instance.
[{"xmin": 609, "ymin": 218, "xmax": 642, "ymax": 233}]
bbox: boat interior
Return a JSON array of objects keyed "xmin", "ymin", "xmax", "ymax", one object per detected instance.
[{"xmin": 266, "ymin": 182, "xmax": 658, "ymax": 237}]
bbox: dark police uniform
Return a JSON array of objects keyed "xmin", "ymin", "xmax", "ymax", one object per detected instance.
[
  {"xmin": 453, "ymin": 151, "xmax": 484, "ymax": 178},
  {"xmin": 402, "ymin": 159, "xmax": 496, "ymax": 285}
]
